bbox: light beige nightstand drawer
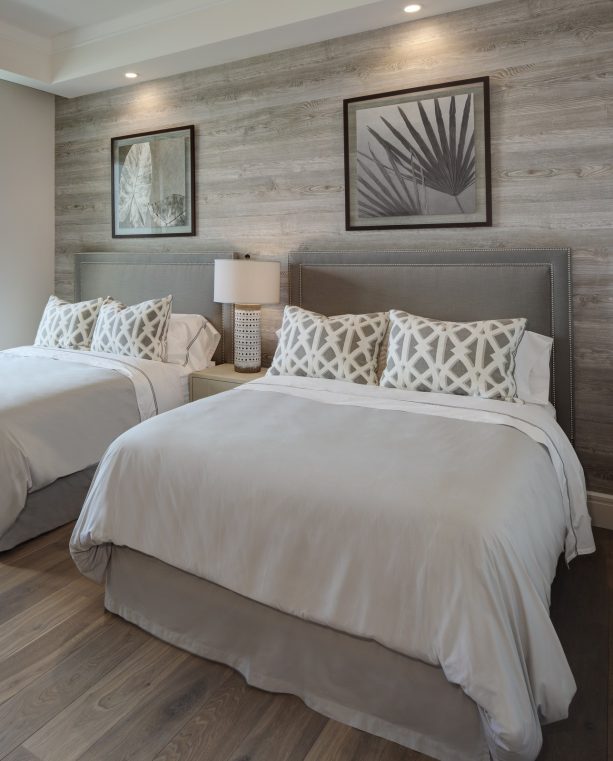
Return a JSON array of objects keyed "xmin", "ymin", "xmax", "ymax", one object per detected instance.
[
  {"xmin": 190, "ymin": 377, "xmax": 238, "ymax": 401},
  {"xmin": 189, "ymin": 364, "xmax": 267, "ymax": 402}
]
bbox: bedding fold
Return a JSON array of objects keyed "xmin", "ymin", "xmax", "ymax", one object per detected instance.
[{"xmin": 70, "ymin": 376, "xmax": 594, "ymax": 761}]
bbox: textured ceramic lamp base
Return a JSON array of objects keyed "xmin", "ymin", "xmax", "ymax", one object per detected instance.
[{"xmin": 234, "ymin": 305, "xmax": 262, "ymax": 373}]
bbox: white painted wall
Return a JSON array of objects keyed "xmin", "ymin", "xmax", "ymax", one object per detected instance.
[{"xmin": 0, "ymin": 80, "xmax": 54, "ymax": 349}]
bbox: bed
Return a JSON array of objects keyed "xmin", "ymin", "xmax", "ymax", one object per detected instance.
[
  {"xmin": 0, "ymin": 252, "xmax": 231, "ymax": 551},
  {"xmin": 70, "ymin": 249, "xmax": 595, "ymax": 761}
]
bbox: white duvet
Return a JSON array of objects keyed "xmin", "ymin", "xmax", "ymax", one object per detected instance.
[
  {"xmin": 71, "ymin": 376, "xmax": 595, "ymax": 761},
  {"xmin": 5, "ymin": 346, "xmax": 190, "ymax": 417},
  {"xmin": 0, "ymin": 346, "xmax": 188, "ymax": 536}
]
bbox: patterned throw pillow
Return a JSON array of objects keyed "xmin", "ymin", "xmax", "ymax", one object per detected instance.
[
  {"xmin": 91, "ymin": 295, "xmax": 173, "ymax": 361},
  {"xmin": 35, "ymin": 295, "xmax": 104, "ymax": 350},
  {"xmin": 268, "ymin": 306, "xmax": 388, "ymax": 385},
  {"xmin": 380, "ymin": 310, "xmax": 527, "ymax": 401}
]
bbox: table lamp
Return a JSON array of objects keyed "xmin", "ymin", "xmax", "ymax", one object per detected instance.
[{"xmin": 214, "ymin": 257, "xmax": 280, "ymax": 373}]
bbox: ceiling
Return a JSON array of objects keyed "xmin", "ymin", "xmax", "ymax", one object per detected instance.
[{"xmin": 0, "ymin": 0, "xmax": 500, "ymax": 98}]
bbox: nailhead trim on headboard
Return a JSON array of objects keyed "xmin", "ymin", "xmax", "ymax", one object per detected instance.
[{"xmin": 288, "ymin": 249, "xmax": 574, "ymax": 441}]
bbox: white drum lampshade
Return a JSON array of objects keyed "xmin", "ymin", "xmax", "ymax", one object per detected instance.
[{"xmin": 214, "ymin": 258, "xmax": 280, "ymax": 373}]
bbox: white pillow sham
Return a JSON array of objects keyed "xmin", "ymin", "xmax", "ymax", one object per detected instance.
[
  {"xmin": 166, "ymin": 314, "xmax": 220, "ymax": 370},
  {"xmin": 35, "ymin": 295, "xmax": 104, "ymax": 350},
  {"xmin": 91, "ymin": 295, "xmax": 172, "ymax": 361},
  {"xmin": 514, "ymin": 330, "xmax": 553, "ymax": 405}
]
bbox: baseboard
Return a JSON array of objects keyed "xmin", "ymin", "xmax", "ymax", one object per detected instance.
[{"xmin": 588, "ymin": 490, "xmax": 613, "ymax": 530}]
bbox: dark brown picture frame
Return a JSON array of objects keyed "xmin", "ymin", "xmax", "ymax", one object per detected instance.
[
  {"xmin": 343, "ymin": 77, "xmax": 491, "ymax": 230},
  {"xmin": 111, "ymin": 125, "xmax": 196, "ymax": 238}
]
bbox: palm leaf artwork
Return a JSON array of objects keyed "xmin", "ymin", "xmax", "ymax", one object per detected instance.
[
  {"xmin": 118, "ymin": 142, "xmax": 152, "ymax": 227},
  {"xmin": 357, "ymin": 94, "xmax": 476, "ymax": 219}
]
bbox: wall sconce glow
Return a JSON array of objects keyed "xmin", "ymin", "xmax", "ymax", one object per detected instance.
[
  {"xmin": 124, "ymin": 72, "xmax": 139, "ymax": 79},
  {"xmin": 403, "ymin": 4, "xmax": 422, "ymax": 11}
]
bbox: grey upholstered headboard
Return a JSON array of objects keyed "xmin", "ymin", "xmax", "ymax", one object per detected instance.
[
  {"xmin": 288, "ymin": 249, "xmax": 574, "ymax": 441},
  {"xmin": 74, "ymin": 252, "xmax": 232, "ymax": 364}
]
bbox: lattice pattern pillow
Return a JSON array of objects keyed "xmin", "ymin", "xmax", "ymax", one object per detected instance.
[
  {"xmin": 380, "ymin": 310, "xmax": 527, "ymax": 401},
  {"xmin": 268, "ymin": 306, "xmax": 388, "ymax": 385},
  {"xmin": 91, "ymin": 295, "xmax": 173, "ymax": 361},
  {"xmin": 35, "ymin": 295, "xmax": 104, "ymax": 350}
]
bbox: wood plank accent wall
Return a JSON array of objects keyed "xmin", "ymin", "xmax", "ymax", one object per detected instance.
[{"xmin": 55, "ymin": 0, "xmax": 613, "ymax": 493}]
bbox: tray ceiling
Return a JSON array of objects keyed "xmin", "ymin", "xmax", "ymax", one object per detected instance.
[{"xmin": 0, "ymin": 0, "xmax": 500, "ymax": 97}]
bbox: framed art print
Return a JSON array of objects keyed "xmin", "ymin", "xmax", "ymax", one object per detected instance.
[
  {"xmin": 111, "ymin": 125, "xmax": 195, "ymax": 238},
  {"xmin": 343, "ymin": 77, "xmax": 491, "ymax": 230}
]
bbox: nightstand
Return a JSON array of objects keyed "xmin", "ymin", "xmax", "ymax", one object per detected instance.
[{"xmin": 189, "ymin": 363, "xmax": 267, "ymax": 401}]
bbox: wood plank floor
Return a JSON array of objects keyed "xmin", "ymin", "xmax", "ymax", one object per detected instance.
[{"xmin": 0, "ymin": 524, "xmax": 609, "ymax": 761}]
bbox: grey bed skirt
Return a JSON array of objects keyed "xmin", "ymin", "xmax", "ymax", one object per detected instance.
[
  {"xmin": 0, "ymin": 465, "xmax": 96, "ymax": 552},
  {"xmin": 105, "ymin": 546, "xmax": 490, "ymax": 761}
]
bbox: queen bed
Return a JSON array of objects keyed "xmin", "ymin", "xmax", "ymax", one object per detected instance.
[
  {"xmin": 70, "ymin": 249, "xmax": 594, "ymax": 761},
  {"xmin": 0, "ymin": 252, "xmax": 231, "ymax": 551}
]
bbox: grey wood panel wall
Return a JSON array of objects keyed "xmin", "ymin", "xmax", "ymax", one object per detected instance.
[{"xmin": 55, "ymin": 0, "xmax": 613, "ymax": 493}]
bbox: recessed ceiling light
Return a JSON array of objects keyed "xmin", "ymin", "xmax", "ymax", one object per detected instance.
[
  {"xmin": 404, "ymin": 4, "xmax": 422, "ymax": 12},
  {"xmin": 124, "ymin": 72, "xmax": 139, "ymax": 79}
]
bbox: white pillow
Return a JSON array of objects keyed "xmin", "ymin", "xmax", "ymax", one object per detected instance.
[
  {"xmin": 166, "ymin": 314, "xmax": 220, "ymax": 369},
  {"xmin": 514, "ymin": 330, "xmax": 553, "ymax": 405}
]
